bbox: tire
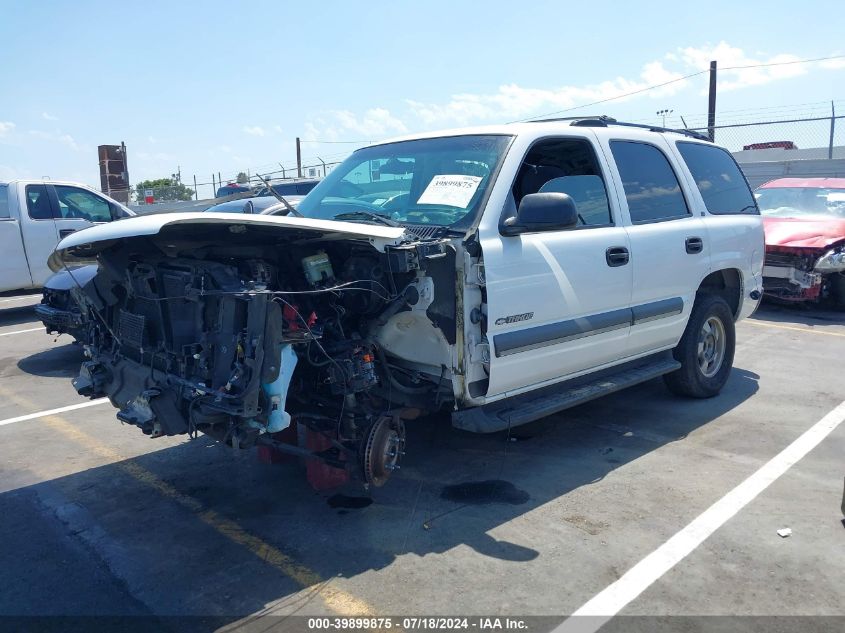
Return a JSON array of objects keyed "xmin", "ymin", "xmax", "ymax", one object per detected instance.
[
  {"xmin": 663, "ymin": 294, "xmax": 735, "ymax": 398},
  {"xmin": 830, "ymin": 273, "xmax": 845, "ymax": 311}
]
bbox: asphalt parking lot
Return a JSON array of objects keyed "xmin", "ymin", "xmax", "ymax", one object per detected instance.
[{"xmin": 0, "ymin": 291, "xmax": 843, "ymax": 632}]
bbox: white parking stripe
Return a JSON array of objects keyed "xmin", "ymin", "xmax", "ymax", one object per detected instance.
[
  {"xmin": 555, "ymin": 399, "xmax": 845, "ymax": 633},
  {"xmin": 0, "ymin": 296, "xmax": 38, "ymax": 304},
  {"xmin": 0, "ymin": 398, "xmax": 110, "ymax": 427},
  {"xmin": 0, "ymin": 327, "xmax": 45, "ymax": 337}
]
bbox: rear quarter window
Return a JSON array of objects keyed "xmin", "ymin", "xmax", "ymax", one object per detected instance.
[
  {"xmin": 0, "ymin": 185, "xmax": 8, "ymax": 218},
  {"xmin": 676, "ymin": 142, "xmax": 758, "ymax": 215}
]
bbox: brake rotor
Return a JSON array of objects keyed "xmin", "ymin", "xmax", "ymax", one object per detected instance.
[{"xmin": 361, "ymin": 415, "xmax": 406, "ymax": 487}]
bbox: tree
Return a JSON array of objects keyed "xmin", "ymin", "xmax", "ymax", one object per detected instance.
[
  {"xmin": 236, "ymin": 172, "xmax": 248, "ymax": 184},
  {"xmin": 134, "ymin": 178, "xmax": 194, "ymax": 202}
]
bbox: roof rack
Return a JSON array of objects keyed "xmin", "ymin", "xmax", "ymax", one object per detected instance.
[{"xmin": 528, "ymin": 115, "xmax": 711, "ymax": 142}]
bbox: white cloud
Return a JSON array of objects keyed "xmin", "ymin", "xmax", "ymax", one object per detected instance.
[
  {"xmin": 332, "ymin": 108, "xmax": 407, "ymax": 137},
  {"xmin": 302, "ymin": 118, "xmax": 339, "ymax": 142},
  {"xmin": 243, "ymin": 125, "xmax": 266, "ymax": 137},
  {"xmin": 41, "ymin": 112, "xmax": 58, "ymax": 121},
  {"xmin": 679, "ymin": 42, "xmax": 807, "ymax": 93},
  {"xmin": 401, "ymin": 43, "xmax": 844, "ymax": 127},
  {"xmin": 820, "ymin": 56, "xmax": 845, "ymax": 70},
  {"xmin": 0, "ymin": 121, "xmax": 15, "ymax": 137},
  {"xmin": 29, "ymin": 129, "xmax": 80, "ymax": 151},
  {"xmin": 297, "ymin": 43, "xmax": 843, "ymax": 144},
  {"xmin": 406, "ymin": 61, "xmax": 688, "ymax": 126},
  {"xmin": 273, "ymin": 125, "xmax": 283, "ymax": 134}
]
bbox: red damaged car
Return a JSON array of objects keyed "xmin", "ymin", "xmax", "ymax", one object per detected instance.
[{"xmin": 756, "ymin": 177, "xmax": 845, "ymax": 307}]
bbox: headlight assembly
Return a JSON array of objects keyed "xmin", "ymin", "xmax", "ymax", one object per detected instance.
[{"xmin": 815, "ymin": 248, "xmax": 845, "ymax": 272}]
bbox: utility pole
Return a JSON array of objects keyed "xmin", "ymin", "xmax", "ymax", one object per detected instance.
[
  {"xmin": 278, "ymin": 163, "xmax": 286, "ymax": 179},
  {"xmin": 212, "ymin": 174, "xmax": 217, "ymax": 195},
  {"xmin": 707, "ymin": 60, "xmax": 717, "ymax": 142},
  {"xmin": 193, "ymin": 175, "xmax": 198, "ymax": 200},
  {"xmin": 318, "ymin": 157, "xmax": 326, "ymax": 178},
  {"xmin": 296, "ymin": 137, "xmax": 302, "ymax": 178},
  {"xmin": 829, "ymin": 101, "xmax": 836, "ymax": 160}
]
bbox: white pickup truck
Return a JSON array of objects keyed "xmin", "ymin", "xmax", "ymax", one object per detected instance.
[
  {"xmin": 0, "ymin": 179, "xmax": 133, "ymax": 293},
  {"xmin": 51, "ymin": 117, "xmax": 763, "ymax": 487}
]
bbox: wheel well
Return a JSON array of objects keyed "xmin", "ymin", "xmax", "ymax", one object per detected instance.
[{"xmin": 697, "ymin": 268, "xmax": 742, "ymax": 319}]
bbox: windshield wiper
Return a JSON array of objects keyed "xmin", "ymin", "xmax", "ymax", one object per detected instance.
[{"xmin": 332, "ymin": 210, "xmax": 401, "ymax": 227}]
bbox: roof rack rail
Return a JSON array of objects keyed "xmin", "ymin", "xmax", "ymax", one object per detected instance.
[{"xmin": 529, "ymin": 115, "xmax": 711, "ymax": 142}]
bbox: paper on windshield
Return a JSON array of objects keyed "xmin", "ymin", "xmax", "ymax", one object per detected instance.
[{"xmin": 417, "ymin": 175, "xmax": 482, "ymax": 209}]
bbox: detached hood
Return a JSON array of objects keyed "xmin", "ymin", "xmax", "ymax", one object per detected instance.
[
  {"xmin": 763, "ymin": 217, "xmax": 845, "ymax": 250},
  {"xmin": 49, "ymin": 212, "xmax": 409, "ymax": 271}
]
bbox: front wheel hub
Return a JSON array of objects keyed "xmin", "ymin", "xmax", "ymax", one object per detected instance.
[
  {"xmin": 361, "ymin": 415, "xmax": 406, "ymax": 487},
  {"xmin": 697, "ymin": 316, "xmax": 726, "ymax": 378}
]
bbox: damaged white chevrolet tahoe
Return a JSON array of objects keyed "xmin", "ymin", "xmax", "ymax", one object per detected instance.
[{"xmin": 50, "ymin": 117, "xmax": 764, "ymax": 487}]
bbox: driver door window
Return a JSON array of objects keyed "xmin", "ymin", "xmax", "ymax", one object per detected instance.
[
  {"xmin": 510, "ymin": 138, "xmax": 613, "ymax": 228},
  {"xmin": 53, "ymin": 186, "xmax": 113, "ymax": 222}
]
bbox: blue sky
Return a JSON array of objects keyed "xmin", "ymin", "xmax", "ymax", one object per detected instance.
[{"xmin": 1, "ymin": 0, "xmax": 843, "ymax": 197}]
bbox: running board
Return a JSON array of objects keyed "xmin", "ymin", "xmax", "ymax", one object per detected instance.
[{"xmin": 452, "ymin": 356, "xmax": 681, "ymax": 433}]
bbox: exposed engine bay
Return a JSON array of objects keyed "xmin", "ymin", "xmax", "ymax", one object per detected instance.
[{"xmin": 61, "ymin": 220, "xmax": 472, "ymax": 486}]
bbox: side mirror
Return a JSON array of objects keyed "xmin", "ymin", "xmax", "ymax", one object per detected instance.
[
  {"xmin": 501, "ymin": 192, "xmax": 578, "ymax": 236},
  {"xmin": 243, "ymin": 200, "xmax": 255, "ymax": 214}
]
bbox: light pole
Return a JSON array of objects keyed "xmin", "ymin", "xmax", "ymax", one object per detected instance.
[{"xmin": 656, "ymin": 109, "xmax": 673, "ymax": 128}]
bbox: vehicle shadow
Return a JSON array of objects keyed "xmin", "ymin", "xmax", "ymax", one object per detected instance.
[
  {"xmin": 16, "ymin": 342, "xmax": 84, "ymax": 378},
  {"xmin": 0, "ymin": 304, "xmax": 41, "ymax": 328},
  {"xmin": 0, "ymin": 362, "xmax": 760, "ymax": 621},
  {"xmin": 753, "ymin": 301, "xmax": 845, "ymax": 328}
]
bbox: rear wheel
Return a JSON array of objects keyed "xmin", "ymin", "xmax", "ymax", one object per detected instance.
[{"xmin": 664, "ymin": 294, "xmax": 735, "ymax": 398}]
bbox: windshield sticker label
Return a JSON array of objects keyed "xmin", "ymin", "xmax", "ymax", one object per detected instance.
[{"xmin": 417, "ymin": 175, "xmax": 482, "ymax": 208}]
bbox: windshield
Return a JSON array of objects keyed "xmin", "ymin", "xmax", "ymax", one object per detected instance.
[
  {"xmin": 297, "ymin": 135, "xmax": 513, "ymax": 229},
  {"xmin": 755, "ymin": 186, "xmax": 845, "ymax": 219}
]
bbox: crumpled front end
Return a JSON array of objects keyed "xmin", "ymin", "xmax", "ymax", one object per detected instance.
[
  {"xmin": 56, "ymin": 216, "xmax": 459, "ymax": 487},
  {"xmin": 36, "ymin": 265, "xmax": 98, "ymax": 342},
  {"xmin": 762, "ymin": 247, "xmax": 825, "ymax": 302},
  {"xmin": 762, "ymin": 244, "xmax": 845, "ymax": 304}
]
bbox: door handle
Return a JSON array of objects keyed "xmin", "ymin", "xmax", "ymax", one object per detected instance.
[
  {"xmin": 606, "ymin": 246, "xmax": 630, "ymax": 267},
  {"xmin": 685, "ymin": 236, "xmax": 704, "ymax": 254},
  {"xmin": 59, "ymin": 229, "xmax": 77, "ymax": 239}
]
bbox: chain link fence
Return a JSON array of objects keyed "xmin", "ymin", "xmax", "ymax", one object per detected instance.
[
  {"xmin": 130, "ymin": 160, "xmax": 343, "ymax": 209},
  {"xmin": 689, "ymin": 115, "xmax": 844, "ymax": 157}
]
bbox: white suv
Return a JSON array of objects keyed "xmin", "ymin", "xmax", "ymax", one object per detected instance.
[{"xmin": 54, "ymin": 116, "xmax": 764, "ymax": 487}]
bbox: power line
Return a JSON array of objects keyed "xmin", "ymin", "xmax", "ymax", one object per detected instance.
[
  {"xmin": 720, "ymin": 54, "xmax": 845, "ymax": 71},
  {"xmin": 509, "ymin": 69, "xmax": 709, "ymax": 123},
  {"xmin": 512, "ymin": 54, "xmax": 845, "ymax": 123}
]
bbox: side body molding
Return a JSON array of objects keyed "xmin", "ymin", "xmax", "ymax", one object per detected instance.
[{"xmin": 493, "ymin": 297, "xmax": 684, "ymax": 358}]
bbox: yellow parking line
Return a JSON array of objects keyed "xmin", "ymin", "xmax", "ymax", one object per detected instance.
[
  {"xmin": 0, "ymin": 387, "xmax": 375, "ymax": 616},
  {"xmin": 745, "ymin": 320, "xmax": 845, "ymax": 338}
]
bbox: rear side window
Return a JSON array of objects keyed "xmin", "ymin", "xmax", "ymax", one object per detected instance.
[
  {"xmin": 676, "ymin": 142, "xmax": 758, "ymax": 215},
  {"xmin": 26, "ymin": 184, "xmax": 53, "ymax": 219},
  {"xmin": 0, "ymin": 185, "xmax": 8, "ymax": 218},
  {"xmin": 610, "ymin": 141, "xmax": 690, "ymax": 223}
]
